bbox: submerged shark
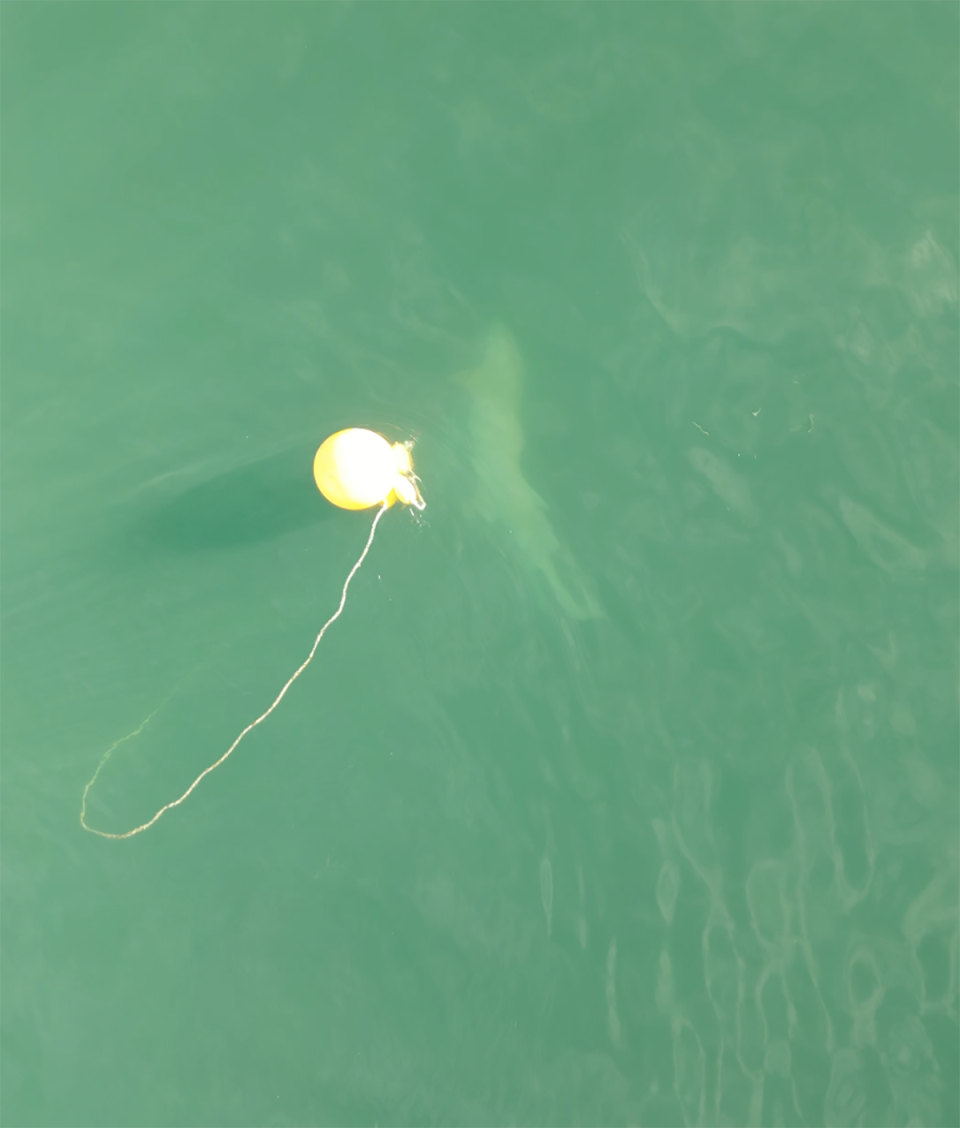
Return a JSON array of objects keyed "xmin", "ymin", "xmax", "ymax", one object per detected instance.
[{"xmin": 454, "ymin": 326, "xmax": 601, "ymax": 621}]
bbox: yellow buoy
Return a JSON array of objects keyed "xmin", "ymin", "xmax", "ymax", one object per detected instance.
[{"xmin": 313, "ymin": 427, "xmax": 424, "ymax": 510}]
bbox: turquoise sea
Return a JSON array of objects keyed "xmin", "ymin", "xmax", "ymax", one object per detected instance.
[{"xmin": 2, "ymin": 5, "xmax": 958, "ymax": 1126}]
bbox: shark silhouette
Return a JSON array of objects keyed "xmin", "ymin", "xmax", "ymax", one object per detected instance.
[{"xmin": 454, "ymin": 326, "xmax": 600, "ymax": 621}]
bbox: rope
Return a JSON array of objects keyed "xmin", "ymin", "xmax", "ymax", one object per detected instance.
[{"xmin": 82, "ymin": 501, "xmax": 389, "ymax": 839}]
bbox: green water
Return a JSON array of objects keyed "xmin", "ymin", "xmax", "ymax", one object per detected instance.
[{"xmin": 2, "ymin": 5, "xmax": 958, "ymax": 1126}]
